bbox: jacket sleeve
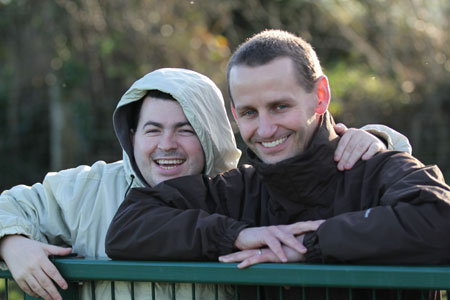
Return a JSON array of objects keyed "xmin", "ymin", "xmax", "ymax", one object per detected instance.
[
  {"xmin": 105, "ymin": 168, "xmax": 254, "ymax": 261},
  {"xmin": 304, "ymin": 153, "xmax": 450, "ymax": 264},
  {"xmin": 0, "ymin": 161, "xmax": 115, "ymax": 253},
  {"xmin": 361, "ymin": 124, "xmax": 412, "ymax": 154}
]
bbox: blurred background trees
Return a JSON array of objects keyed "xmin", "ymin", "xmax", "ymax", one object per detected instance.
[{"xmin": 0, "ymin": 0, "xmax": 449, "ymax": 191}]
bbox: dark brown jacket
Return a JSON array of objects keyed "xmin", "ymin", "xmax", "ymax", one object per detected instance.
[{"xmin": 106, "ymin": 113, "xmax": 450, "ymax": 299}]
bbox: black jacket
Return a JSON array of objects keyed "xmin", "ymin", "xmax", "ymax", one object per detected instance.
[{"xmin": 106, "ymin": 113, "xmax": 450, "ymax": 299}]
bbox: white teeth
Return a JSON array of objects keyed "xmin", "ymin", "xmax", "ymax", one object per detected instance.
[
  {"xmin": 157, "ymin": 159, "xmax": 184, "ymax": 165},
  {"xmin": 160, "ymin": 165, "xmax": 178, "ymax": 170},
  {"xmin": 261, "ymin": 137, "xmax": 287, "ymax": 148},
  {"xmin": 155, "ymin": 159, "xmax": 184, "ymax": 169}
]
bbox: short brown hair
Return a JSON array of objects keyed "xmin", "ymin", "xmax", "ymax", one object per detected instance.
[
  {"xmin": 227, "ymin": 30, "xmax": 323, "ymax": 102},
  {"xmin": 130, "ymin": 90, "xmax": 175, "ymax": 131}
]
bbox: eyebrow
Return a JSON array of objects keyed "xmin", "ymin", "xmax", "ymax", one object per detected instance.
[
  {"xmin": 141, "ymin": 121, "xmax": 192, "ymax": 129},
  {"xmin": 236, "ymin": 98, "xmax": 294, "ymax": 111}
]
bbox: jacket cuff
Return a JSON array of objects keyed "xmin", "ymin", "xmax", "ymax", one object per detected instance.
[
  {"xmin": 303, "ymin": 232, "xmax": 323, "ymax": 263},
  {"xmin": 216, "ymin": 220, "xmax": 249, "ymax": 256}
]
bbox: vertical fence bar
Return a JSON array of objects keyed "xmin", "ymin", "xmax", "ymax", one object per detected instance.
[
  {"xmin": 111, "ymin": 281, "xmax": 115, "ymax": 300},
  {"xmin": 151, "ymin": 282, "xmax": 155, "ymax": 300},
  {"xmin": 91, "ymin": 280, "xmax": 96, "ymax": 300},
  {"xmin": 302, "ymin": 287, "xmax": 306, "ymax": 300},
  {"xmin": 191, "ymin": 283, "xmax": 195, "ymax": 300},
  {"xmin": 214, "ymin": 284, "xmax": 218, "ymax": 300},
  {"xmin": 278, "ymin": 286, "xmax": 283, "ymax": 300},
  {"xmin": 256, "ymin": 286, "xmax": 261, "ymax": 300},
  {"xmin": 130, "ymin": 281, "xmax": 135, "ymax": 300},
  {"xmin": 372, "ymin": 288, "xmax": 376, "ymax": 300},
  {"xmin": 5, "ymin": 278, "xmax": 8, "ymax": 300},
  {"xmin": 234, "ymin": 285, "xmax": 239, "ymax": 300},
  {"xmin": 325, "ymin": 287, "xmax": 329, "ymax": 300},
  {"xmin": 348, "ymin": 288, "xmax": 352, "ymax": 300},
  {"xmin": 172, "ymin": 283, "xmax": 176, "ymax": 300}
]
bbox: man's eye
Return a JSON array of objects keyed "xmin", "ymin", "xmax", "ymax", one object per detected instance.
[
  {"xmin": 276, "ymin": 104, "xmax": 288, "ymax": 110},
  {"xmin": 179, "ymin": 128, "xmax": 196, "ymax": 135},
  {"xmin": 145, "ymin": 129, "xmax": 160, "ymax": 134},
  {"xmin": 241, "ymin": 110, "xmax": 256, "ymax": 117}
]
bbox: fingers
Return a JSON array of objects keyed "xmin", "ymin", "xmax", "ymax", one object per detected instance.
[
  {"xmin": 334, "ymin": 123, "xmax": 348, "ymax": 135},
  {"xmin": 238, "ymin": 249, "xmax": 279, "ymax": 269},
  {"xmin": 335, "ymin": 128, "xmax": 385, "ymax": 170},
  {"xmin": 286, "ymin": 220, "xmax": 325, "ymax": 235},
  {"xmin": 17, "ymin": 280, "xmax": 40, "ymax": 299},
  {"xmin": 17, "ymin": 271, "xmax": 57, "ymax": 300},
  {"xmin": 17, "ymin": 259, "xmax": 64, "ymax": 300},
  {"xmin": 361, "ymin": 141, "xmax": 384, "ymax": 160},
  {"xmin": 42, "ymin": 258, "xmax": 68, "ymax": 290},
  {"xmin": 36, "ymin": 264, "xmax": 64, "ymax": 300},
  {"xmin": 45, "ymin": 244, "xmax": 72, "ymax": 257},
  {"xmin": 1, "ymin": 237, "xmax": 69, "ymax": 300},
  {"xmin": 334, "ymin": 128, "xmax": 352, "ymax": 166},
  {"xmin": 219, "ymin": 249, "xmax": 261, "ymax": 263},
  {"xmin": 333, "ymin": 123, "xmax": 348, "ymax": 163},
  {"xmin": 219, "ymin": 249, "xmax": 280, "ymax": 269},
  {"xmin": 265, "ymin": 226, "xmax": 307, "ymax": 260},
  {"xmin": 31, "ymin": 270, "xmax": 60, "ymax": 300}
]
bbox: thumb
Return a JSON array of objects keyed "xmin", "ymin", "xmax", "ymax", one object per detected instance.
[
  {"xmin": 43, "ymin": 244, "xmax": 73, "ymax": 257},
  {"xmin": 334, "ymin": 123, "xmax": 348, "ymax": 135}
]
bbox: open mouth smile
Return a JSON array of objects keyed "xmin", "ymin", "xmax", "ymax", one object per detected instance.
[
  {"xmin": 260, "ymin": 136, "xmax": 288, "ymax": 148},
  {"xmin": 154, "ymin": 159, "xmax": 185, "ymax": 170}
]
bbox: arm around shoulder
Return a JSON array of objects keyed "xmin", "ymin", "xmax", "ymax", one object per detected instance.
[{"xmin": 361, "ymin": 124, "xmax": 412, "ymax": 153}]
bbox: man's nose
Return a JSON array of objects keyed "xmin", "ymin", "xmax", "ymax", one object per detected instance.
[
  {"xmin": 158, "ymin": 132, "xmax": 178, "ymax": 151},
  {"xmin": 257, "ymin": 113, "xmax": 277, "ymax": 138}
]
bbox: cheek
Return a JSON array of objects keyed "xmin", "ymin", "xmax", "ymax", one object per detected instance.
[
  {"xmin": 185, "ymin": 138, "xmax": 205, "ymax": 168},
  {"xmin": 134, "ymin": 137, "xmax": 157, "ymax": 158},
  {"xmin": 235, "ymin": 119, "xmax": 253, "ymax": 142}
]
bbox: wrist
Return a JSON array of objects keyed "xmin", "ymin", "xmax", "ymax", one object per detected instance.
[{"xmin": 0, "ymin": 235, "xmax": 24, "ymax": 258}]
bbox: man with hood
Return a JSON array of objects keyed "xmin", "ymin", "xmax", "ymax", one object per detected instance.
[
  {"xmin": 0, "ymin": 67, "xmax": 408, "ymax": 300},
  {"xmin": 105, "ymin": 31, "xmax": 450, "ymax": 300}
]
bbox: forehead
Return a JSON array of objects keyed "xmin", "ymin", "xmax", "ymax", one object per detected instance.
[
  {"xmin": 229, "ymin": 57, "xmax": 305, "ymax": 108},
  {"xmin": 138, "ymin": 96, "xmax": 188, "ymax": 124}
]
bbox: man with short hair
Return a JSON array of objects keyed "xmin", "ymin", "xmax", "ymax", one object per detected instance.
[
  {"xmin": 106, "ymin": 31, "xmax": 450, "ymax": 300},
  {"xmin": 0, "ymin": 67, "xmax": 401, "ymax": 300}
]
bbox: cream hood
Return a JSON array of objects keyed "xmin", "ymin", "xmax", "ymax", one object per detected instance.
[{"xmin": 113, "ymin": 68, "xmax": 241, "ymax": 186}]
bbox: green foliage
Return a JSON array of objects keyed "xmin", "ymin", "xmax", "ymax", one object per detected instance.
[
  {"xmin": 0, "ymin": 0, "xmax": 449, "ymax": 190},
  {"xmin": 0, "ymin": 279, "xmax": 23, "ymax": 300},
  {"xmin": 327, "ymin": 62, "xmax": 403, "ymax": 125}
]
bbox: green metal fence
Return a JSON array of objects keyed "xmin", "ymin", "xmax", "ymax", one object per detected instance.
[{"xmin": 1, "ymin": 258, "xmax": 449, "ymax": 299}]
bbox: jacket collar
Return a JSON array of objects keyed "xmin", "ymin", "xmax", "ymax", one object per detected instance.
[{"xmin": 247, "ymin": 112, "xmax": 340, "ymax": 218}]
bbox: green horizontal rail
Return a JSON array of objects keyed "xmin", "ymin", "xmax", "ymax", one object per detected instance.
[{"xmin": 1, "ymin": 258, "xmax": 450, "ymax": 290}]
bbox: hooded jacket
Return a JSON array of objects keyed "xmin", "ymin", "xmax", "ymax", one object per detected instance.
[
  {"xmin": 106, "ymin": 112, "xmax": 450, "ymax": 300},
  {"xmin": 0, "ymin": 68, "xmax": 241, "ymax": 299}
]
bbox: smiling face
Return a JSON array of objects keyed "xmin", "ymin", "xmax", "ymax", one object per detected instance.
[
  {"xmin": 131, "ymin": 96, "xmax": 205, "ymax": 186},
  {"xmin": 230, "ymin": 57, "xmax": 328, "ymax": 164}
]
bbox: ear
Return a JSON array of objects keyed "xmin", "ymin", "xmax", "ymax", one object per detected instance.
[
  {"xmin": 315, "ymin": 75, "xmax": 331, "ymax": 115},
  {"xmin": 230, "ymin": 102, "xmax": 238, "ymax": 124}
]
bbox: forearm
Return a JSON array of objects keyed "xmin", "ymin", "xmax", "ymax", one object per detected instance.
[
  {"xmin": 304, "ymin": 202, "xmax": 450, "ymax": 264},
  {"xmin": 0, "ymin": 187, "xmax": 48, "ymax": 242},
  {"xmin": 106, "ymin": 188, "xmax": 248, "ymax": 260}
]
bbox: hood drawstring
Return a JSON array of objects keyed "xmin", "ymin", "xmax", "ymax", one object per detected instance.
[{"xmin": 124, "ymin": 174, "xmax": 135, "ymax": 199}]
